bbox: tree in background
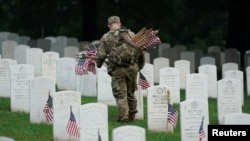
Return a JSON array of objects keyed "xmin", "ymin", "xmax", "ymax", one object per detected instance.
[
  {"xmin": 226, "ymin": 0, "xmax": 250, "ymax": 64},
  {"xmin": 4, "ymin": 0, "xmax": 248, "ymax": 57}
]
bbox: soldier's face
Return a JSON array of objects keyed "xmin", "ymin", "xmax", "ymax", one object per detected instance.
[{"xmin": 108, "ymin": 22, "xmax": 121, "ymax": 30}]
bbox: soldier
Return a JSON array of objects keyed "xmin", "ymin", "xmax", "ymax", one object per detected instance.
[{"xmin": 95, "ymin": 16, "xmax": 145, "ymax": 122}]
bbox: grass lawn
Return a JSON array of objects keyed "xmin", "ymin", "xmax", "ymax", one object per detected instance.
[{"xmin": 0, "ymin": 89, "xmax": 250, "ymax": 141}]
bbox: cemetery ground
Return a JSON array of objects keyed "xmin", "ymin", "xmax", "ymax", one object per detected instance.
[{"xmin": 1, "ymin": 89, "xmax": 250, "ymax": 141}]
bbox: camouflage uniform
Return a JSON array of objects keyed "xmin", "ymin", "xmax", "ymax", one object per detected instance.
[{"xmin": 96, "ymin": 16, "xmax": 145, "ymax": 122}]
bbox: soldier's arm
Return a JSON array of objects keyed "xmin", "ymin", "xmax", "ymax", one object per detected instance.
[
  {"xmin": 137, "ymin": 51, "xmax": 145, "ymax": 71},
  {"xmin": 95, "ymin": 38, "xmax": 108, "ymax": 68}
]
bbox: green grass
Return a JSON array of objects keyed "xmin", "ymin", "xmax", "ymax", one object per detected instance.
[{"xmin": 1, "ymin": 90, "xmax": 250, "ymax": 141}]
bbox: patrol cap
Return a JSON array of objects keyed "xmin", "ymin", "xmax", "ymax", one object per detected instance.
[{"xmin": 108, "ymin": 16, "xmax": 120, "ymax": 24}]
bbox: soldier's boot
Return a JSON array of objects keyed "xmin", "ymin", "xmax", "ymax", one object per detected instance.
[
  {"xmin": 117, "ymin": 106, "xmax": 129, "ymax": 123},
  {"xmin": 117, "ymin": 117, "xmax": 129, "ymax": 123},
  {"xmin": 129, "ymin": 111, "xmax": 138, "ymax": 121}
]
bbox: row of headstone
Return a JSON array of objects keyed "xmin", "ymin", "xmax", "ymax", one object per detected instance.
[
  {"xmin": 1, "ymin": 34, "xmax": 249, "ymax": 89},
  {"xmin": 154, "ymin": 43, "xmax": 250, "ymax": 71},
  {"xmin": 2, "ymin": 32, "xmax": 250, "ymax": 141},
  {"xmin": 0, "ymin": 64, "xmax": 200, "ymax": 139},
  {"xmin": 0, "ymin": 40, "xmax": 80, "ymax": 61},
  {"xmin": 1, "ymin": 57, "xmax": 248, "ymax": 102},
  {"xmin": 0, "ymin": 68, "xmax": 143, "ymax": 141},
  {"xmin": 1, "ymin": 63, "xmax": 249, "ymax": 140},
  {"xmin": 2, "ymin": 31, "xmax": 250, "ymax": 70},
  {"xmin": 0, "ymin": 31, "xmax": 100, "ymax": 59},
  {"xmin": 30, "ymin": 89, "xmax": 144, "ymax": 141},
  {"xmin": 39, "ymin": 81, "xmax": 250, "ymax": 141}
]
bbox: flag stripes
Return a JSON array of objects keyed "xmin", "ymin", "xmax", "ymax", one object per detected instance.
[
  {"xmin": 75, "ymin": 46, "xmax": 97, "ymax": 75},
  {"xmin": 199, "ymin": 119, "xmax": 206, "ymax": 139},
  {"xmin": 66, "ymin": 108, "xmax": 80, "ymax": 138},
  {"xmin": 139, "ymin": 72, "xmax": 150, "ymax": 90},
  {"xmin": 167, "ymin": 104, "xmax": 178, "ymax": 127},
  {"xmin": 43, "ymin": 93, "xmax": 53, "ymax": 123}
]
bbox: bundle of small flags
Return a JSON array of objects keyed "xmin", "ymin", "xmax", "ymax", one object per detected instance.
[
  {"xmin": 125, "ymin": 27, "xmax": 161, "ymax": 50},
  {"xmin": 75, "ymin": 44, "xmax": 97, "ymax": 75}
]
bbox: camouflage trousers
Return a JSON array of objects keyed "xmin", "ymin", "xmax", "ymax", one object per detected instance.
[{"xmin": 110, "ymin": 64, "xmax": 139, "ymax": 121}]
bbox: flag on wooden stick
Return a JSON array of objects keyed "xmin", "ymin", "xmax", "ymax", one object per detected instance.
[
  {"xmin": 167, "ymin": 104, "xmax": 178, "ymax": 127},
  {"xmin": 43, "ymin": 91, "xmax": 53, "ymax": 123},
  {"xmin": 199, "ymin": 117, "xmax": 206, "ymax": 140},
  {"xmin": 66, "ymin": 106, "xmax": 80, "ymax": 138},
  {"xmin": 139, "ymin": 72, "xmax": 150, "ymax": 90}
]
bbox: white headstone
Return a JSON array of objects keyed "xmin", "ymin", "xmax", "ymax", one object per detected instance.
[
  {"xmin": 174, "ymin": 60, "xmax": 190, "ymax": 89},
  {"xmin": 14, "ymin": 44, "xmax": 30, "ymax": 64},
  {"xmin": 220, "ymin": 52, "xmax": 225, "ymax": 66},
  {"xmin": 10, "ymin": 64, "xmax": 34, "ymax": 112},
  {"xmin": 159, "ymin": 67, "xmax": 180, "ymax": 103},
  {"xmin": 8, "ymin": 32, "xmax": 19, "ymax": 41},
  {"xmin": 139, "ymin": 63, "xmax": 154, "ymax": 96},
  {"xmin": 45, "ymin": 36, "xmax": 57, "ymax": 44},
  {"xmin": 42, "ymin": 51, "xmax": 59, "ymax": 82},
  {"xmin": 147, "ymin": 85, "xmax": 172, "ymax": 132},
  {"xmin": 185, "ymin": 73, "xmax": 208, "ymax": 101},
  {"xmin": 153, "ymin": 57, "xmax": 169, "ymax": 84},
  {"xmin": 158, "ymin": 43, "xmax": 171, "ymax": 57},
  {"xmin": 18, "ymin": 35, "xmax": 30, "ymax": 45},
  {"xmin": 224, "ymin": 70, "xmax": 244, "ymax": 106},
  {"xmin": 181, "ymin": 51, "xmax": 195, "ymax": 73},
  {"xmin": 0, "ymin": 59, "xmax": 17, "ymax": 97},
  {"xmin": 79, "ymin": 103, "xmax": 108, "ymax": 141},
  {"xmin": 97, "ymin": 66, "xmax": 116, "ymax": 105},
  {"xmin": 198, "ymin": 64, "xmax": 217, "ymax": 98},
  {"xmin": 64, "ymin": 46, "xmax": 79, "ymax": 60},
  {"xmin": 208, "ymin": 45, "xmax": 221, "ymax": 53},
  {"xmin": 26, "ymin": 48, "xmax": 43, "ymax": 77},
  {"xmin": 222, "ymin": 62, "xmax": 238, "ymax": 78},
  {"xmin": 2, "ymin": 40, "xmax": 17, "ymax": 59},
  {"xmin": 53, "ymin": 90, "xmax": 81, "ymax": 141},
  {"xmin": 55, "ymin": 36, "xmax": 67, "ymax": 57},
  {"xmin": 247, "ymin": 66, "xmax": 250, "ymax": 96},
  {"xmin": 135, "ymin": 81, "xmax": 144, "ymax": 120},
  {"xmin": 67, "ymin": 37, "xmax": 79, "ymax": 47},
  {"xmin": 180, "ymin": 99, "xmax": 209, "ymax": 141},
  {"xmin": 200, "ymin": 56, "xmax": 215, "ymax": 66},
  {"xmin": 76, "ymin": 72, "xmax": 97, "ymax": 96},
  {"xmin": 224, "ymin": 113, "xmax": 250, "ymax": 125},
  {"xmin": 0, "ymin": 136, "xmax": 14, "ymax": 141},
  {"xmin": 112, "ymin": 125, "xmax": 145, "ymax": 141},
  {"xmin": 56, "ymin": 57, "xmax": 76, "ymax": 91},
  {"xmin": 29, "ymin": 76, "xmax": 55, "ymax": 124},
  {"xmin": 217, "ymin": 78, "xmax": 242, "ymax": 124}
]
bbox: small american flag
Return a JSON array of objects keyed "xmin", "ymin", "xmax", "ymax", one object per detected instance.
[
  {"xmin": 167, "ymin": 104, "xmax": 178, "ymax": 127},
  {"xmin": 75, "ymin": 46, "xmax": 97, "ymax": 75},
  {"xmin": 199, "ymin": 119, "xmax": 206, "ymax": 139},
  {"xmin": 141, "ymin": 35, "xmax": 161, "ymax": 50},
  {"xmin": 43, "ymin": 93, "xmax": 53, "ymax": 123},
  {"xmin": 75, "ymin": 58, "xmax": 88, "ymax": 75},
  {"xmin": 139, "ymin": 72, "xmax": 150, "ymax": 90},
  {"xmin": 66, "ymin": 107, "xmax": 79, "ymax": 138}
]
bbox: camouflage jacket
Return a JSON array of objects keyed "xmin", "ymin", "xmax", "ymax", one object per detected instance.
[{"xmin": 96, "ymin": 28, "xmax": 145, "ymax": 74}]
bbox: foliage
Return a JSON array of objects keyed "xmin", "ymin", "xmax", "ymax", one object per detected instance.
[{"xmin": 0, "ymin": 0, "xmax": 229, "ymax": 51}]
